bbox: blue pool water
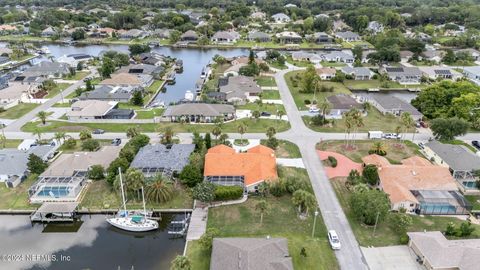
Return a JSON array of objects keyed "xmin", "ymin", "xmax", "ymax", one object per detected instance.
[
  {"xmin": 37, "ymin": 187, "xmax": 70, "ymax": 198},
  {"xmin": 421, "ymin": 204, "xmax": 456, "ymax": 214}
]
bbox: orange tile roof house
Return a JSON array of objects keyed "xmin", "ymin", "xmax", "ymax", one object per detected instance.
[
  {"xmin": 362, "ymin": 154, "xmax": 470, "ymax": 215},
  {"xmin": 204, "ymin": 145, "xmax": 278, "ymax": 191}
]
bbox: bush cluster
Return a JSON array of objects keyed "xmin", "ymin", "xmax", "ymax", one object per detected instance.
[{"xmin": 214, "ymin": 185, "xmax": 244, "ymax": 201}]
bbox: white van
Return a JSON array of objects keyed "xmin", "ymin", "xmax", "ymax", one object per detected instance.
[{"xmin": 368, "ymin": 131, "xmax": 383, "ymax": 139}]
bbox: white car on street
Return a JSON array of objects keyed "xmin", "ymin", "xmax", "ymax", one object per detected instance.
[
  {"xmin": 382, "ymin": 133, "xmax": 400, "ymax": 139},
  {"xmin": 328, "ymin": 230, "xmax": 341, "ymax": 250}
]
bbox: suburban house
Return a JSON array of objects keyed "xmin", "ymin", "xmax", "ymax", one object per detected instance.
[
  {"xmin": 89, "ymin": 27, "xmax": 116, "ymax": 38},
  {"xmin": 119, "ymin": 29, "xmax": 147, "ymax": 39},
  {"xmin": 321, "ymin": 51, "xmax": 354, "ymax": 63},
  {"xmin": 341, "ymin": 66, "xmax": 374, "ymax": 80},
  {"xmin": 418, "ymin": 66, "xmax": 463, "ymax": 80},
  {"xmin": 358, "ymin": 93, "xmax": 423, "ymax": 120},
  {"xmin": 218, "ymin": 75, "xmax": 262, "ymax": 104},
  {"xmin": 326, "ymin": 94, "xmax": 363, "ymax": 118},
  {"xmin": 139, "ymin": 52, "xmax": 167, "ymax": 66},
  {"xmin": 29, "ymin": 146, "xmax": 121, "ymax": 203},
  {"xmin": 41, "ymin": 26, "xmax": 56, "ymax": 37},
  {"xmin": 131, "ymin": 144, "xmax": 195, "ymax": 177},
  {"xmin": 400, "ymin": 50, "xmax": 414, "ymax": 63},
  {"xmin": 462, "ymin": 66, "xmax": 480, "ymax": 85},
  {"xmin": 204, "ymin": 144, "xmax": 278, "ymax": 192},
  {"xmin": 421, "ymin": 50, "xmax": 444, "ymax": 63},
  {"xmin": 99, "ymin": 73, "xmax": 152, "ymax": 88},
  {"xmin": 334, "ymin": 31, "xmax": 361, "ymax": 42},
  {"xmin": 162, "ymin": 103, "xmax": 236, "ymax": 123},
  {"xmin": 251, "ymin": 11, "xmax": 266, "ymax": 20},
  {"xmin": 56, "ymin": 53, "xmax": 93, "ymax": 68},
  {"xmin": 276, "ymin": 31, "xmax": 302, "ymax": 44},
  {"xmin": 316, "ymin": 67, "xmax": 337, "ymax": 80},
  {"xmin": 407, "ymin": 231, "xmax": 480, "ymax": 270},
  {"xmin": 223, "ymin": 63, "xmax": 246, "ymax": 77},
  {"xmin": 0, "ymin": 144, "xmax": 56, "ymax": 188},
  {"xmin": 456, "ymin": 48, "xmax": 480, "ymax": 61},
  {"xmin": 210, "ymin": 238, "xmax": 293, "ymax": 270},
  {"xmin": 22, "ymin": 61, "xmax": 70, "ymax": 78},
  {"xmin": 367, "ymin": 21, "xmax": 384, "ymax": 34},
  {"xmin": 333, "ymin": 20, "xmax": 350, "ymax": 31},
  {"xmin": 0, "ymin": 82, "xmax": 32, "ymax": 109},
  {"xmin": 66, "ymin": 100, "xmax": 134, "ymax": 120},
  {"xmin": 381, "ymin": 66, "xmax": 423, "ymax": 84},
  {"xmin": 362, "ymin": 154, "xmax": 468, "ymax": 214},
  {"xmin": 247, "ymin": 31, "xmax": 271, "ymax": 42},
  {"xmin": 117, "ymin": 63, "xmax": 163, "ymax": 78},
  {"xmin": 180, "ymin": 30, "xmax": 198, "ymax": 41},
  {"xmin": 291, "ymin": 52, "xmax": 322, "ymax": 64},
  {"xmin": 271, "ymin": 13, "xmax": 291, "ymax": 23},
  {"xmin": 79, "ymin": 85, "xmax": 140, "ymax": 102},
  {"xmin": 211, "ymin": 31, "xmax": 240, "ymax": 44},
  {"xmin": 152, "ymin": 28, "xmax": 171, "ymax": 39},
  {"xmin": 308, "ymin": 32, "xmax": 333, "ymax": 43},
  {"xmin": 424, "ymin": 141, "xmax": 480, "ymax": 190}
]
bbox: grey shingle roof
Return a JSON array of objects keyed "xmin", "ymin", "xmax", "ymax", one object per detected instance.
[
  {"xmin": 131, "ymin": 144, "xmax": 195, "ymax": 172},
  {"xmin": 79, "ymin": 85, "xmax": 136, "ymax": 101},
  {"xmin": 341, "ymin": 66, "xmax": 372, "ymax": 77},
  {"xmin": 210, "ymin": 238, "xmax": 294, "ymax": 270},
  {"xmin": 0, "ymin": 145, "xmax": 55, "ymax": 176},
  {"xmin": 163, "ymin": 103, "xmax": 235, "ymax": 117},
  {"xmin": 425, "ymin": 141, "xmax": 480, "ymax": 171},
  {"xmin": 369, "ymin": 93, "xmax": 422, "ymax": 116},
  {"xmin": 219, "ymin": 75, "xmax": 262, "ymax": 101}
]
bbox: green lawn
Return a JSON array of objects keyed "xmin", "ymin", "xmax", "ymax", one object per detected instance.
[
  {"xmin": 146, "ymin": 80, "xmax": 164, "ymax": 94},
  {"xmin": 316, "ymin": 140, "xmax": 423, "ymax": 164},
  {"xmin": 320, "ymin": 61, "xmax": 347, "ymax": 67},
  {"xmin": 0, "ymin": 103, "xmax": 39, "ymax": 119},
  {"xmin": 286, "ymin": 55, "xmax": 312, "ymax": 67},
  {"xmin": 268, "ymin": 61, "xmax": 288, "ymax": 70},
  {"xmin": 0, "ymin": 174, "xmax": 40, "ymax": 210},
  {"xmin": 236, "ymin": 103, "xmax": 285, "ymax": 114},
  {"xmin": 332, "ymin": 179, "xmax": 480, "ymax": 246},
  {"xmin": 135, "ymin": 108, "xmax": 165, "ymax": 119},
  {"xmin": 58, "ymin": 139, "xmax": 112, "ymax": 153},
  {"xmin": 203, "ymin": 63, "xmax": 230, "ymax": 92},
  {"xmin": 343, "ymin": 80, "xmax": 427, "ymax": 90},
  {"xmin": 1, "ymin": 139, "xmax": 22, "ymax": 148},
  {"xmin": 79, "ymin": 180, "xmax": 193, "ymax": 210},
  {"xmin": 465, "ymin": 195, "xmax": 480, "ymax": 211},
  {"xmin": 285, "ymin": 71, "xmax": 351, "ymax": 110},
  {"xmin": 260, "ymin": 90, "xmax": 281, "ymax": 99},
  {"xmin": 52, "ymin": 102, "xmax": 71, "ymax": 108},
  {"xmin": 304, "ymin": 107, "xmax": 404, "ymax": 133},
  {"xmin": 261, "ymin": 139, "xmax": 301, "ymax": 158},
  {"xmin": 45, "ymin": 83, "xmax": 71, "ymax": 98},
  {"xmin": 255, "ymin": 76, "xmax": 277, "ymax": 87},
  {"xmin": 64, "ymin": 71, "xmax": 89, "ymax": 81},
  {"xmin": 21, "ymin": 118, "xmax": 291, "ymax": 133}
]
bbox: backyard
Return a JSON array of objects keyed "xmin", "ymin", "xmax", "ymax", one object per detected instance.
[
  {"xmin": 0, "ymin": 174, "xmax": 39, "ymax": 210},
  {"xmin": 0, "ymin": 103, "xmax": 39, "ymax": 119},
  {"xmin": 134, "ymin": 108, "xmax": 165, "ymax": 119},
  {"xmin": 343, "ymin": 80, "xmax": 427, "ymax": 90}
]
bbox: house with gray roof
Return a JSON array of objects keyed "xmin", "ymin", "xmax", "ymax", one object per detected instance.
[
  {"xmin": 117, "ymin": 63, "xmax": 164, "ymax": 77},
  {"xmin": 341, "ymin": 66, "xmax": 373, "ymax": 80},
  {"xmin": 424, "ymin": 141, "xmax": 480, "ymax": 190},
  {"xmin": 359, "ymin": 93, "xmax": 423, "ymax": 120},
  {"xmin": 276, "ymin": 31, "xmax": 302, "ymax": 44},
  {"xmin": 334, "ymin": 31, "xmax": 360, "ymax": 42},
  {"xmin": 22, "ymin": 61, "xmax": 70, "ymax": 78},
  {"xmin": 131, "ymin": 144, "xmax": 195, "ymax": 177},
  {"xmin": 219, "ymin": 75, "xmax": 262, "ymax": 104},
  {"xmin": 418, "ymin": 66, "xmax": 462, "ymax": 80},
  {"xmin": 211, "ymin": 31, "xmax": 240, "ymax": 44},
  {"xmin": 308, "ymin": 32, "xmax": 333, "ymax": 43},
  {"xmin": 162, "ymin": 103, "xmax": 236, "ymax": 123},
  {"xmin": 0, "ymin": 144, "xmax": 56, "ymax": 188},
  {"xmin": 247, "ymin": 31, "xmax": 271, "ymax": 42},
  {"xmin": 180, "ymin": 30, "xmax": 198, "ymax": 41},
  {"xmin": 321, "ymin": 51, "xmax": 354, "ymax": 63},
  {"xmin": 463, "ymin": 66, "xmax": 480, "ymax": 85},
  {"xmin": 271, "ymin": 13, "xmax": 291, "ymax": 23},
  {"xmin": 79, "ymin": 85, "xmax": 140, "ymax": 102},
  {"xmin": 139, "ymin": 52, "xmax": 167, "ymax": 66},
  {"xmin": 381, "ymin": 66, "xmax": 422, "ymax": 84},
  {"xmin": 119, "ymin": 29, "xmax": 147, "ymax": 39},
  {"xmin": 326, "ymin": 94, "xmax": 363, "ymax": 118},
  {"xmin": 210, "ymin": 238, "xmax": 293, "ymax": 270},
  {"xmin": 153, "ymin": 28, "xmax": 171, "ymax": 39},
  {"xmin": 407, "ymin": 231, "xmax": 480, "ymax": 270},
  {"xmin": 291, "ymin": 52, "xmax": 322, "ymax": 64},
  {"xmin": 41, "ymin": 26, "xmax": 56, "ymax": 37}
]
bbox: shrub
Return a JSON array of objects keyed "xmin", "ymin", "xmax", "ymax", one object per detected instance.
[
  {"xmin": 64, "ymin": 138, "xmax": 76, "ymax": 149},
  {"xmin": 81, "ymin": 139, "xmax": 100, "ymax": 151},
  {"xmin": 328, "ymin": 156, "xmax": 337, "ymax": 167},
  {"xmin": 311, "ymin": 114, "xmax": 329, "ymax": 126},
  {"xmin": 269, "ymin": 179, "xmax": 286, "ymax": 197},
  {"xmin": 214, "ymin": 185, "xmax": 243, "ymax": 201},
  {"xmin": 304, "ymin": 99, "xmax": 311, "ymax": 105},
  {"xmin": 88, "ymin": 165, "xmax": 105, "ymax": 180},
  {"xmin": 362, "ymin": 164, "xmax": 380, "ymax": 185},
  {"xmin": 284, "ymin": 176, "xmax": 309, "ymax": 194},
  {"xmin": 179, "ymin": 164, "xmax": 203, "ymax": 187},
  {"xmin": 399, "ymin": 234, "xmax": 409, "ymax": 244}
]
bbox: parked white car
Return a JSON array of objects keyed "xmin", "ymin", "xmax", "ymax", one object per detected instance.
[
  {"xmin": 382, "ymin": 133, "xmax": 400, "ymax": 139},
  {"xmin": 328, "ymin": 230, "xmax": 341, "ymax": 250},
  {"xmin": 309, "ymin": 107, "xmax": 320, "ymax": 113}
]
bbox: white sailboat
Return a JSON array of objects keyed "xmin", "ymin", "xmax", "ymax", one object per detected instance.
[{"xmin": 106, "ymin": 169, "xmax": 158, "ymax": 232}]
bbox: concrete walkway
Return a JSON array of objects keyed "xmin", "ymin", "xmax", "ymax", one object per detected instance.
[
  {"xmin": 277, "ymin": 158, "xmax": 305, "ymax": 168},
  {"xmin": 186, "ymin": 204, "xmax": 208, "ymax": 241}
]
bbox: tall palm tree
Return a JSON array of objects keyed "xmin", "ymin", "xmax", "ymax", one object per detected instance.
[
  {"xmin": 170, "ymin": 255, "xmax": 191, "ymax": 270},
  {"xmin": 252, "ymin": 110, "xmax": 261, "ymax": 122},
  {"xmin": 211, "ymin": 126, "xmax": 222, "ymax": 141},
  {"xmin": 255, "ymin": 200, "xmax": 269, "ymax": 224},
  {"xmin": 266, "ymin": 126, "xmax": 276, "ymax": 139},
  {"xmin": 400, "ymin": 112, "xmax": 415, "ymax": 141},
  {"xmin": 160, "ymin": 126, "xmax": 175, "ymax": 144},
  {"xmin": 33, "ymin": 129, "xmax": 43, "ymax": 142},
  {"xmin": 318, "ymin": 100, "xmax": 332, "ymax": 120},
  {"xmin": 343, "ymin": 112, "xmax": 354, "ymax": 148},
  {"xmin": 345, "ymin": 108, "xmax": 364, "ymax": 147},
  {"xmin": 54, "ymin": 132, "xmax": 66, "ymax": 144},
  {"xmin": 37, "ymin": 111, "xmax": 48, "ymax": 125},
  {"xmin": 125, "ymin": 168, "xmax": 145, "ymax": 201},
  {"xmin": 0, "ymin": 134, "xmax": 6, "ymax": 148},
  {"xmin": 237, "ymin": 123, "xmax": 247, "ymax": 142},
  {"xmin": 126, "ymin": 126, "xmax": 139, "ymax": 138},
  {"xmin": 219, "ymin": 133, "xmax": 229, "ymax": 145},
  {"xmin": 292, "ymin": 189, "xmax": 316, "ymax": 217},
  {"xmin": 146, "ymin": 174, "xmax": 174, "ymax": 203}
]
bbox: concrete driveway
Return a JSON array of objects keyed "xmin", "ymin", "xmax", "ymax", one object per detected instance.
[{"xmin": 361, "ymin": 246, "xmax": 423, "ymax": 270}]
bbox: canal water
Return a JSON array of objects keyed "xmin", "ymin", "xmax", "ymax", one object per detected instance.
[
  {"xmin": 1, "ymin": 43, "xmax": 248, "ymax": 105},
  {"xmin": 0, "ymin": 214, "xmax": 186, "ymax": 270}
]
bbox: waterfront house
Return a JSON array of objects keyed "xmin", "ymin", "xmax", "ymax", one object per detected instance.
[
  {"xmin": 334, "ymin": 31, "xmax": 361, "ymax": 42},
  {"xmin": 326, "ymin": 94, "xmax": 363, "ymax": 118},
  {"xmin": 66, "ymin": 100, "xmax": 134, "ymax": 120},
  {"xmin": 223, "ymin": 63, "xmax": 246, "ymax": 77},
  {"xmin": 180, "ymin": 30, "xmax": 198, "ymax": 41},
  {"xmin": 210, "ymin": 238, "xmax": 293, "ymax": 270},
  {"xmin": 79, "ymin": 85, "xmax": 140, "ymax": 103},
  {"xmin": 119, "ymin": 29, "xmax": 147, "ymax": 39},
  {"xmin": 341, "ymin": 66, "xmax": 374, "ymax": 80},
  {"xmin": 29, "ymin": 146, "xmax": 121, "ymax": 203},
  {"xmin": 381, "ymin": 66, "xmax": 422, "ymax": 84},
  {"xmin": 131, "ymin": 144, "xmax": 195, "ymax": 177},
  {"xmin": 56, "ymin": 53, "xmax": 93, "ymax": 68},
  {"xmin": 162, "ymin": 103, "xmax": 236, "ymax": 123},
  {"xmin": 424, "ymin": 141, "xmax": 480, "ymax": 190},
  {"xmin": 90, "ymin": 27, "xmax": 116, "ymax": 38},
  {"xmin": 247, "ymin": 31, "xmax": 271, "ymax": 42},
  {"xmin": 291, "ymin": 52, "xmax": 322, "ymax": 64},
  {"xmin": 271, "ymin": 13, "xmax": 291, "ymax": 23},
  {"xmin": 359, "ymin": 93, "xmax": 423, "ymax": 120},
  {"xmin": 41, "ymin": 26, "xmax": 56, "ymax": 37},
  {"xmin": 308, "ymin": 32, "xmax": 333, "ymax": 43},
  {"xmin": 276, "ymin": 31, "xmax": 302, "ymax": 44},
  {"xmin": 22, "ymin": 61, "xmax": 70, "ymax": 78},
  {"xmin": 219, "ymin": 75, "xmax": 262, "ymax": 104},
  {"xmin": 117, "ymin": 63, "xmax": 164, "ymax": 78},
  {"xmin": 362, "ymin": 154, "xmax": 465, "ymax": 214},
  {"xmin": 211, "ymin": 31, "xmax": 240, "ymax": 44},
  {"xmin": 152, "ymin": 28, "xmax": 171, "ymax": 39},
  {"xmin": 316, "ymin": 67, "xmax": 337, "ymax": 80},
  {"xmin": 321, "ymin": 51, "xmax": 354, "ymax": 63},
  {"xmin": 99, "ymin": 73, "xmax": 153, "ymax": 88},
  {"xmin": 456, "ymin": 48, "xmax": 480, "ymax": 61},
  {"xmin": 418, "ymin": 66, "xmax": 462, "ymax": 80},
  {"xmin": 407, "ymin": 231, "xmax": 480, "ymax": 270},
  {"xmin": 139, "ymin": 52, "xmax": 167, "ymax": 66},
  {"xmin": 204, "ymin": 144, "xmax": 278, "ymax": 192}
]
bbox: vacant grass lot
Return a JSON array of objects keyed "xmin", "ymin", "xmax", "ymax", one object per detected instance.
[
  {"xmin": 260, "ymin": 90, "xmax": 281, "ymax": 99},
  {"xmin": 332, "ymin": 179, "xmax": 480, "ymax": 246},
  {"xmin": 285, "ymin": 71, "xmax": 351, "ymax": 110},
  {"xmin": 64, "ymin": 71, "xmax": 89, "ymax": 81},
  {"xmin": 2, "ymin": 139, "xmax": 22, "ymax": 148},
  {"xmin": 0, "ymin": 103, "xmax": 39, "ymax": 119},
  {"xmin": 0, "ymin": 174, "xmax": 40, "ymax": 210},
  {"xmin": 134, "ymin": 108, "xmax": 165, "ymax": 119},
  {"xmin": 45, "ymin": 83, "xmax": 71, "ymax": 98},
  {"xmin": 261, "ymin": 139, "xmax": 301, "ymax": 158},
  {"xmin": 236, "ymin": 103, "xmax": 285, "ymax": 114},
  {"xmin": 22, "ymin": 118, "xmax": 291, "ymax": 133},
  {"xmin": 255, "ymin": 76, "xmax": 277, "ymax": 87},
  {"xmin": 343, "ymin": 80, "xmax": 427, "ymax": 90},
  {"xmin": 316, "ymin": 140, "xmax": 423, "ymax": 164}
]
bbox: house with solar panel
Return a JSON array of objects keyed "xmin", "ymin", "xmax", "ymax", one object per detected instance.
[
  {"xmin": 380, "ymin": 66, "xmax": 423, "ymax": 84},
  {"xmin": 418, "ymin": 66, "xmax": 463, "ymax": 81}
]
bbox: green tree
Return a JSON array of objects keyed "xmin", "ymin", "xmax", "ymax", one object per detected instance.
[
  {"xmin": 179, "ymin": 164, "xmax": 203, "ymax": 187},
  {"xmin": 27, "ymin": 154, "xmax": 48, "ymax": 174},
  {"xmin": 346, "ymin": 169, "xmax": 363, "ymax": 187},
  {"xmin": 71, "ymin": 28, "xmax": 85, "ymax": 40},
  {"xmin": 362, "ymin": 164, "xmax": 380, "ymax": 186},
  {"xmin": 81, "ymin": 139, "xmax": 100, "ymax": 151},
  {"xmin": 126, "ymin": 127, "xmax": 139, "ymax": 138},
  {"xmin": 300, "ymin": 65, "xmax": 319, "ymax": 94},
  {"xmin": 37, "ymin": 111, "xmax": 48, "ymax": 125},
  {"xmin": 54, "ymin": 131, "xmax": 66, "ymax": 144},
  {"xmin": 212, "ymin": 126, "xmax": 222, "ymax": 141},
  {"xmin": 266, "ymin": 127, "xmax": 276, "ymax": 139},
  {"xmin": 204, "ymin": 133, "xmax": 212, "ymax": 149},
  {"xmin": 352, "ymin": 45, "xmax": 363, "ymax": 64},
  {"xmin": 353, "ymin": 15, "xmax": 369, "ymax": 32},
  {"xmin": 128, "ymin": 44, "xmax": 151, "ymax": 55},
  {"xmin": 64, "ymin": 138, "xmax": 76, "ymax": 149},
  {"xmin": 131, "ymin": 90, "xmax": 144, "ymax": 106},
  {"xmin": 0, "ymin": 134, "xmax": 6, "ymax": 148},
  {"xmin": 292, "ymin": 189, "xmax": 317, "ymax": 217},
  {"xmin": 369, "ymin": 141, "xmax": 387, "ymax": 156},
  {"xmin": 79, "ymin": 129, "xmax": 92, "ymax": 140},
  {"xmin": 445, "ymin": 222, "xmax": 457, "ymax": 236},
  {"xmin": 85, "ymin": 79, "xmax": 94, "ymax": 91},
  {"xmin": 400, "ymin": 112, "xmax": 415, "ymax": 141},
  {"xmin": 88, "ymin": 165, "xmax": 105, "ymax": 180},
  {"xmin": 237, "ymin": 123, "xmax": 247, "ymax": 142},
  {"xmin": 255, "ymin": 200, "xmax": 269, "ymax": 224},
  {"xmin": 459, "ymin": 221, "xmax": 475, "ymax": 236},
  {"xmin": 349, "ymin": 189, "xmax": 390, "ymax": 225},
  {"xmin": 192, "ymin": 181, "xmax": 215, "ymax": 203},
  {"xmin": 442, "ymin": 49, "xmax": 456, "ymax": 64},
  {"xmin": 430, "ymin": 117, "xmax": 469, "ymax": 141},
  {"xmin": 101, "ymin": 57, "xmax": 115, "ymax": 78},
  {"xmin": 170, "ymin": 255, "xmax": 191, "ymax": 270},
  {"xmin": 252, "ymin": 110, "xmax": 261, "ymax": 122},
  {"xmin": 124, "ymin": 168, "xmax": 145, "ymax": 200},
  {"xmin": 169, "ymin": 30, "xmax": 181, "ymax": 43},
  {"xmin": 266, "ymin": 137, "xmax": 279, "ymax": 149},
  {"xmin": 160, "ymin": 127, "xmax": 175, "ymax": 144},
  {"xmin": 146, "ymin": 174, "xmax": 174, "ymax": 203},
  {"xmin": 199, "ymin": 227, "xmax": 220, "ymax": 250},
  {"xmin": 389, "ymin": 213, "xmax": 413, "ymax": 233}
]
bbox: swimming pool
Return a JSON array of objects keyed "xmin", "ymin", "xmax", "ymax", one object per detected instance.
[
  {"xmin": 36, "ymin": 187, "xmax": 71, "ymax": 198},
  {"xmin": 420, "ymin": 204, "xmax": 457, "ymax": 215}
]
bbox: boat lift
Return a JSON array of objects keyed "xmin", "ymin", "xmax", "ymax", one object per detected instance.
[
  {"xmin": 30, "ymin": 202, "xmax": 79, "ymax": 223},
  {"xmin": 167, "ymin": 213, "xmax": 191, "ymax": 237}
]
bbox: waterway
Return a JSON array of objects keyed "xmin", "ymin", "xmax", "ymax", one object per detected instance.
[
  {"xmin": 0, "ymin": 214, "xmax": 186, "ymax": 270},
  {"xmin": 17, "ymin": 43, "xmax": 248, "ymax": 104}
]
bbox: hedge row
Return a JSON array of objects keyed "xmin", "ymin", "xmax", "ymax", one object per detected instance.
[{"xmin": 214, "ymin": 185, "xmax": 244, "ymax": 201}]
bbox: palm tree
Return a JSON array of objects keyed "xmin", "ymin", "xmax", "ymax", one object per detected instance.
[
  {"xmin": 255, "ymin": 200, "xmax": 269, "ymax": 224},
  {"xmin": 160, "ymin": 126, "xmax": 175, "ymax": 144},
  {"xmin": 318, "ymin": 100, "xmax": 332, "ymax": 120},
  {"xmin": 79, "ymin": 129, "xmax": 92, "ymax": 140},
  {"xmin": 349, "ymin": 108, "xmax": 364, "ymax": 147},
  {"xmin": 37, "ymin": 111, "xmax": 48, "ymax": 125},
  {"xmin": 276, "ymin": 110, "xmax": 285, "ymax": 120},
  {"xmin": 292, "ymin": 189, "xmax": 316, "ymax": 217},
  {"xmin": 237, "ymin": 123, "xmax": 247, "ymax": 143},
  {"xmin": 0, "ymin": 134, "xmax": 6, "ymax": 148},
  {"xmin": 146, "ymin": 174, "xmax": 174, "ymax": 203},
  {"xmin": 170, "ymin": 255, "xmax": 191, "ymax": 270},
  {"xmin": 343, "ymin": 112, "xmax": 354, "ymax": 148},
  {"xmin": 126, "ymin": 126, "xmax": 139, "ymax": 138},
  {"xmin": 219, "ymin": 133, "xmax": 229, "ymax": 145},
  {"xmin": 54, "ymin": 132, "xmax": 66, "ymax": 144},
  {"xmin": 33, "ymin": 129, "xmax": 43, "ymax": 142},
  {"xmin": 125, "ymin": 168, "xmax": 145, "ymax": 201},
  {"xmin": 252, "ymin": 110, "xmax": 261, "ymax": 122},
  {"xmin": 266, "ymin": 126, "xmax": 276, "ymax": 139},
  {"xmin": 400, "ymin": 112, "xmax": 415, "ymax": 141},
  {"xmin": 370, "ymin": 141, "xmax": 387, "ymax": 155},
  {"xmin": 353, "ymin": 183, "xmax": 369, "ymax": 193},
  {"xmin": 211, "ymin": 126, "xmax": 222, "ymax": 141}
]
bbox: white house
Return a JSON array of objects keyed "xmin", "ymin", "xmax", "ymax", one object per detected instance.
[{"xmin": 271, "ymin": 13, "xmax": 291, "ymax": 23}]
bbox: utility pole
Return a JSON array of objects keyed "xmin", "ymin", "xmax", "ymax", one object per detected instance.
[
  {"xmin": 372, "ymin": 211, "xmax": 380, "ymax": 237},
  {"xmin": 312, "ymin": 210, "xmax": 319, "ymax": 238}
]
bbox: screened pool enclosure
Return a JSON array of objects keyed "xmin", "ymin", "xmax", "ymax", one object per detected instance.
[
  {"xmin": 412, "ymin": 190, "xmax": 472, "ymax": 215},
  {"xmin": 28, "ymin": 171, "xmax": 87, "ymax": 203}
]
